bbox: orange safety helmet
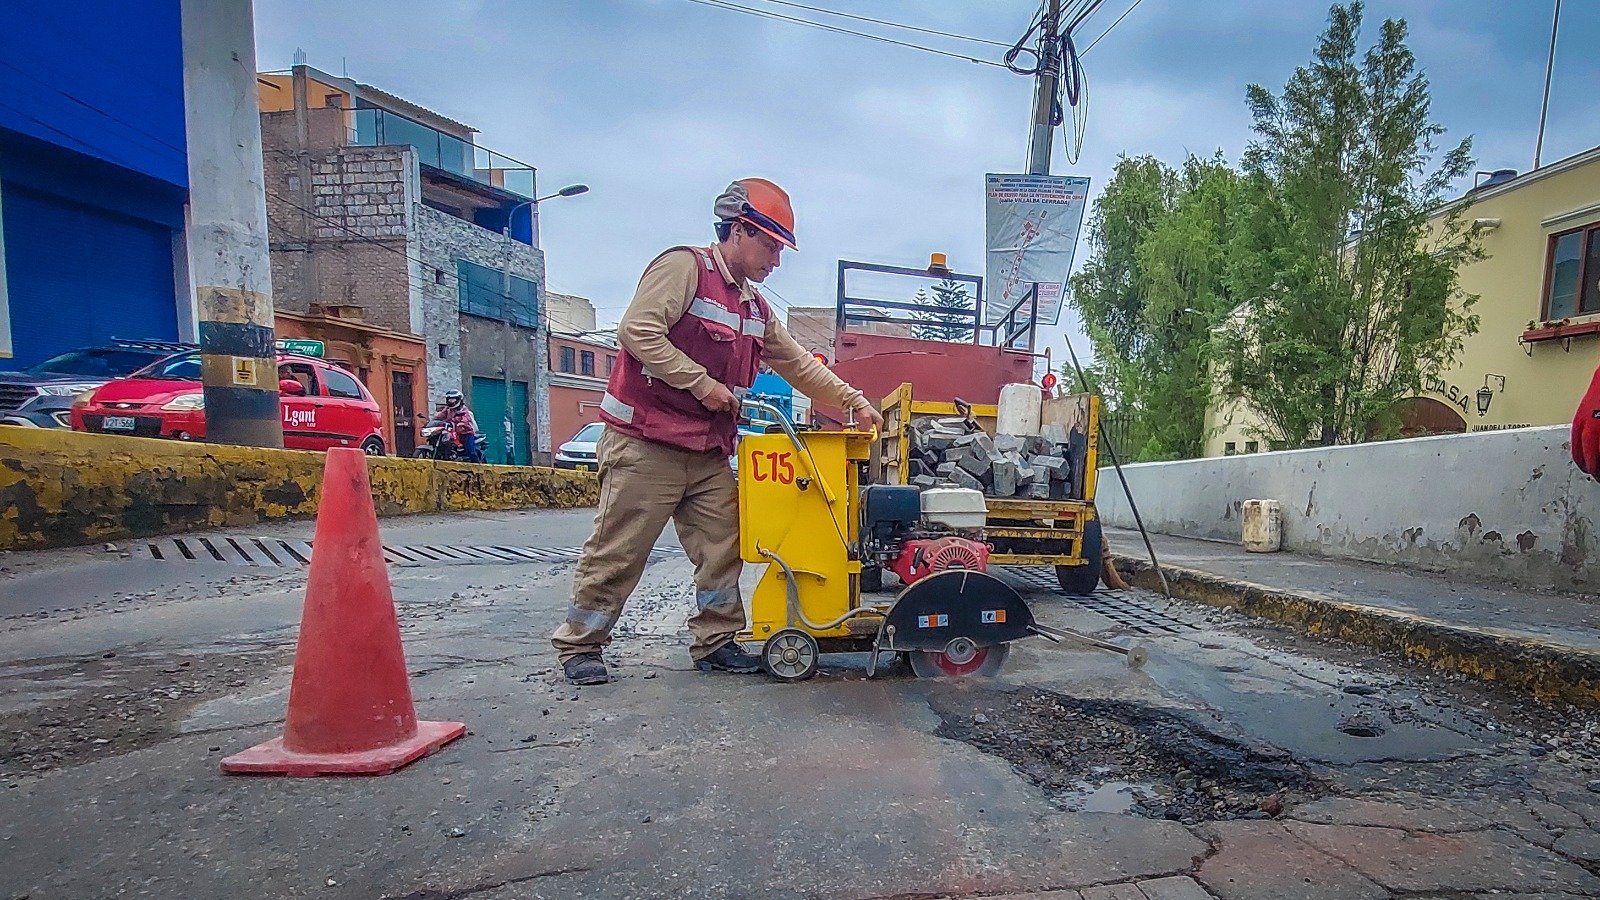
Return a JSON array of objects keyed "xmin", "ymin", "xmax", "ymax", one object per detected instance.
[{"xmin": 714, "ymin": 178, "xmax": 797, "ymax": 250}]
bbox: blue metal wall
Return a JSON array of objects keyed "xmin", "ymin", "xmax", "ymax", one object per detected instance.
[{"xmin": 0, "ymin": 1, "xmax": 188, "ymax": 368}]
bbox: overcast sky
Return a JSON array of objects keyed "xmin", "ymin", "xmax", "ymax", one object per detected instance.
[{"xmin": 254, "ymin": 0, "xmax": 1599, "ymax": 368}]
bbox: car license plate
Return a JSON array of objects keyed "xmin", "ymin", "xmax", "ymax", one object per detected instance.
[
  {"xmin": 576, "ymin": 463, "xmax": 593, "ymax": 472},
  {"xmin": 102, "ymin": 416, "xmax": 137, "ymax": 431}
]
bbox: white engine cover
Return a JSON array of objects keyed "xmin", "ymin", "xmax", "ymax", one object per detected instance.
[{"xmin": 920, "ymin": 487, "xmax": 988, "ymax": 530}]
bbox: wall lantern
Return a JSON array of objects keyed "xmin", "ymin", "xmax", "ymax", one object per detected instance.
[{"xmin": 1477, "ymin": 373, "xmax": 1507, "ymax": 416}]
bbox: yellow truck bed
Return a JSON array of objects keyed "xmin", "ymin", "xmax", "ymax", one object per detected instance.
[{"xmin": 874, "ymin": 383, "xmax": 1100, "ymax": 569}]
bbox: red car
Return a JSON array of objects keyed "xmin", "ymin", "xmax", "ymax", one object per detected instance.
[{"xmin": 73, "ymin": 350, "xmax": 389, "ymax": 454}]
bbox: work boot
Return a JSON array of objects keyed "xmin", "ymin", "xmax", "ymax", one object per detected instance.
[
  {"xmin": 694, "ymin": 643, "xmax": 763, "ymax": 674},
  {"xmin": 563, "ymin": 652, "xmax": 609, "ymax": 685}
]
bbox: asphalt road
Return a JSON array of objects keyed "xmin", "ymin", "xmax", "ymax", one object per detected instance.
[{"xmin": 4, "ymin": 509, "xmax": 1600, "ymax": 899}]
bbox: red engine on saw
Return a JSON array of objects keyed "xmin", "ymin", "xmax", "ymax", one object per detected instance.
[{"xmin": 887, "ymin": 536, "xmax": 990, "ymax": 586}]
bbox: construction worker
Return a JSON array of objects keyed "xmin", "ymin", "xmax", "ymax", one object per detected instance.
[
  {"xmin": 552, "ymin": 178, "xmax": 884, "ymax": 685},
  {"xmin": 1573, "ymin": 361, "xmax": 1600, "ymax": 479}
]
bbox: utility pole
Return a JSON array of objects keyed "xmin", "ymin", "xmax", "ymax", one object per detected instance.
[
  {"xmin": 181, "ymin": 0, "xmax": 282, "ymax": 447},
  {"xmin": 1535, "ymin": 0, "xmax": 1561, "ymax": 171},
  {"xmin": 500, "ymin": 223, "xmax": 520, "ymax": 466},
  {"xmin": 1017, "ymin": 0, "xmax": 1062, "ymax": 353},
  {"xmin": 1025, "ymin": 0, "xmax": 1062, "ymax": 176}
]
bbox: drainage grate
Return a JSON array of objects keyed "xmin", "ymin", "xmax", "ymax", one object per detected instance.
[
  {"xmin": 135, "ymin": 536, "xmax": 683, "ymax": 569},
  {"xmin": 1002, "ymin": 566, "xmax": 1200, "ymax": 635}
]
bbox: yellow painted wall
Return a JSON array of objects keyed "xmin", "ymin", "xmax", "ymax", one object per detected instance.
[
  {"xmin": 1202, "ymin": 148, "xmax": 1600, "ymax": 457},
  {"xmin": 256, "ymin": 73, "xmax": 351, "ymax": 112},
  {"xmin": 0, "ymin": 428, "xmax": 596, "ymax": 551}
]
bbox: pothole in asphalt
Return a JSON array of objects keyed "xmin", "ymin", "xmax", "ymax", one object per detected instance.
[
  {"xmin": 930, "ymin": 686, "xmax": 1331, "ymax": 824},
  {"xmin": 0, "ymin": 645, "xmax": 289, "ymax": 778},
  {"xmin": 1342, "ymin": 684, "xmax": 1379, "ymax": 696}
]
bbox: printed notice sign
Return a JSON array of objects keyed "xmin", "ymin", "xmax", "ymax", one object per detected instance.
[{"xmin": 984, "ymin": 173, "xmax": 1090, "ymax": 327}]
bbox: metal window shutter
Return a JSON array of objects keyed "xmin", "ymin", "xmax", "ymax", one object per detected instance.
[{"xmin": 2, "ymin": 185, "xmax": 178, "ymax": 369}]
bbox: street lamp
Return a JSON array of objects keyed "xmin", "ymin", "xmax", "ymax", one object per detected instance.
[
  {"xmin": 501, "ymin": 183, "xmax": 589, "ymax": 465},
  {"xmin": 1477, "ymin": 373, "xmax": 1507, "ymax": 417}
]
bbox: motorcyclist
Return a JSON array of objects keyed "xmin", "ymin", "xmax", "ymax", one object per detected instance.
[{"xmin": 437, "ymin": 389, "xmax": 485, "ymax": 463}]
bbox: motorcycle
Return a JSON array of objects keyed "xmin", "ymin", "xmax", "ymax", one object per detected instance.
[{"xmin": 413, "ymin": 417, "xmax": 483, "ymax": 462}]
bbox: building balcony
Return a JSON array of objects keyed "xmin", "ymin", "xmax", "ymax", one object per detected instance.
[{"xmin": 352, "ymin": 106, "xmax": 534, "ymax": 200}]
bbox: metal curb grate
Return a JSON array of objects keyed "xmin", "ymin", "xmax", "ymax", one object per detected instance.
[
  {"xmin": 1003, "ymin": 566, "xmax": 1200, "ymax": 634},
  {"xmin": 134, "ymin": 536, "xmax": 683, "ymax": 569}
]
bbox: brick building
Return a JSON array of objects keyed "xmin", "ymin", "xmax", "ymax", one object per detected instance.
[
  {"xmin": 547, "ymin": 332, "xmax": 618, "ymax": 446},
  {"xmin": 257, "ymin": 64, "xmax": 546, "ymax": 464}
]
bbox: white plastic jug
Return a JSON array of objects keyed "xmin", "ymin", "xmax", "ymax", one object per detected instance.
[
  {"xmin": 997, "ymin": 383, "xmax": 1042, "ymax": 437},
  {"xmin": 1241, "ymin": 499, "xmax": 1282, "ymax": 553}
]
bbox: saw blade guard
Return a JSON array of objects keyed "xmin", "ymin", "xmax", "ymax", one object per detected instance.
[{"xmin": 881, "ymin": 569, "xmax": 1035, "ymax": 652}]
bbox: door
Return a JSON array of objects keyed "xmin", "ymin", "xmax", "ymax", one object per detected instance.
[
  {"xmin": 316, "ymin": 363, "xmax": 375, "ymax": 449},
  {"xmin": 470, "ymin": 376, "xmax": 530, "ymax": 465},
  {"xmin": 391, "ymin": 370, "xmax": 416, "ymax": 455},
  {"xmin": 278, "ymin": 361, "xmax": 329, "ymax": 450}
]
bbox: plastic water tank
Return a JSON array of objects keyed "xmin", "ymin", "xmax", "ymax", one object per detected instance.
[
  {"xmin": 920, "ymin": 488, "xmax": 988, "ymax": 530},
  {"xmin": 1241, "ymin": 499, "xmax": 1282, "ymax": 553},
  {"xmin": 997, "ymin": 383, "xmax": 1042, "ymax": 437}
]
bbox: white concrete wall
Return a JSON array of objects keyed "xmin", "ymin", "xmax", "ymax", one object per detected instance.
[{"xmin": 1096, "ymin": 425, "xmax": 1600, "ymax": 591}]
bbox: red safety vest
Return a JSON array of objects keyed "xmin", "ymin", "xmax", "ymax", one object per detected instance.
[{"xmin": 600, "ymin": 246, "xmax": 768, "ymax": 455}]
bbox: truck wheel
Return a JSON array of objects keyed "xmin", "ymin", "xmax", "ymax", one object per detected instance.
[{"xmin": 1055, "ymin": 518, "xmax": 1102, "ymax": 596}]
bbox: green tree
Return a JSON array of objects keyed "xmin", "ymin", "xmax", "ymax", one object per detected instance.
[
  {"xmin": 1069, "ymin": 155, "xmax": 1243, "ymax": 460},
  {"xmin": 1219, "ymin": 1, "xmax": 1481, "ymax": 447},
  {"xmin": 912, "ymin": 278, "xmax": 976, "ymax": 342}
]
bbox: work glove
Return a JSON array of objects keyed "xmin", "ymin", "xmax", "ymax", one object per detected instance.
[{"xmin": 1573, "ymin": 362, "xmax": 1600, "ymax": 478}]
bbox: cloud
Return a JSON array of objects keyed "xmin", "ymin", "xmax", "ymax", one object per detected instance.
[{"xmin": 254, "ymin": 0, "xmax": 1600, "ymax": 371}]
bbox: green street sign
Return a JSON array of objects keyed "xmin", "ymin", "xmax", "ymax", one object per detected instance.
[{"xmin": 276, "ymin": 339, "xmax": 325, "ymax": 358}]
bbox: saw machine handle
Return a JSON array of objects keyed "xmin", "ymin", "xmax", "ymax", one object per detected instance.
[{"xmin": 742, "ymin": 398, "xmax": 837, "ymax": 504}]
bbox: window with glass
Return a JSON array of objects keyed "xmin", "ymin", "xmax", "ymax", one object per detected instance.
[
  {"xmin": 137, "ymin": 352, "xmax": 203, "ymax": 381},
  {"xmin": 1544, "ymin": 225, "xmax": 1600, "ymax": 320},
  {"xmin": 456, "ymin": 259, "xmax": 538, "ymax": 328},
  {"xmin": 560, "ymin": 346, "xmax": 575, "ymax": 373},
  {"xmin": 606, "ymin": 355, "xmax": 615, "ymax": 376},
  {"xmin": 321, "ymin": 367, "xmax": 365, "ymax": 400},
  {"xmin": 580, "ymin": 351, "xmax": 595, "ymax": 376}
]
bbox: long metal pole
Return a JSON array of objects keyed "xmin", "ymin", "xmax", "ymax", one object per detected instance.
[
  {"xmin": 1534, "ymin": 0, "xmax": 1561, "ymax": 171},
  {"xmin": 1063, "ymin": 332, "xmax": 1171, "ymax": 600}
]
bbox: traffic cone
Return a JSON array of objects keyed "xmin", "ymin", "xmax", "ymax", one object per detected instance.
[{"xmin": 222, "ymin": 448, "xmax": 465, "ymax": 776}]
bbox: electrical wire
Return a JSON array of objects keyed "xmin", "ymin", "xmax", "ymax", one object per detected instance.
[
  {"xmin": 678, "ymin": 0, "xmax": 1009, "ymax": 68},
  {"xmin": 755, "ymin": 282, "xmax": 795, "ymax": 315},
  {"xmin": 746, "ymin": 0, "xmax": 1015, "ymax": 48},
  {"xmin": 1081, "ymin": 0, "xmax": 1146, "ymax": 55},
  {"xmin": 0, "ymin": 60, "xmax": 187, "ymax": 161}
]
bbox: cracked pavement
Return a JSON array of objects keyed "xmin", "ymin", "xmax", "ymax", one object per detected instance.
[{"xmin": 6, "ymin": 509, "xmax": 1600, "ymax": 898}]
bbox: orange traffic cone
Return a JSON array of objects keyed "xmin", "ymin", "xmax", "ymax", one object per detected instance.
[{"xmin": 222, "ymin": 448, "xmax": 465, "ymax": 776}]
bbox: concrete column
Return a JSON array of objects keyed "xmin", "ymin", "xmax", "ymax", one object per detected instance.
[{"xmin": 181, "ymin": 0, "xmax": 282, "ymax": 447}]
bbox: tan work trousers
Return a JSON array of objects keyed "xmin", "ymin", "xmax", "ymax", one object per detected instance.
[{"xmin": 551, "ymin": 428, "xmax": 745, "ymax": 663}]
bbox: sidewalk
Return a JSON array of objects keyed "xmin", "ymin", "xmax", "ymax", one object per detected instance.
[{"xmin": 1105, "ymin": 526, "xmax": 1600, "ymax": 706}]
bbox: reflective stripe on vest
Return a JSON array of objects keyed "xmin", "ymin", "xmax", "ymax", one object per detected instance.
[
  {"xmin": 688, "ymin": 297, "xmax": 741, "ymax": 330},
  {"xmin": 688, "ymin": 296, "xmax": 766, "ymax": 338},
  {"xmin": 600, "ymin": 392, "xmax": 635, "ymax": 423}
]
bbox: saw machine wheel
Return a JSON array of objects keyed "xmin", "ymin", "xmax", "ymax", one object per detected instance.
[
  {"xmin": 762, "ymin": 629, "xmax": 820, "ymax": 682},
  {"xmin": 907, "ymin": 639, "xmax": 1010, "ymax": 679}
]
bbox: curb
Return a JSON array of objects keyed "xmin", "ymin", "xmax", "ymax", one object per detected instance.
[{"xmin": 1111, "ymin": 553, "xmax": 1600, "ymax": 707}]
